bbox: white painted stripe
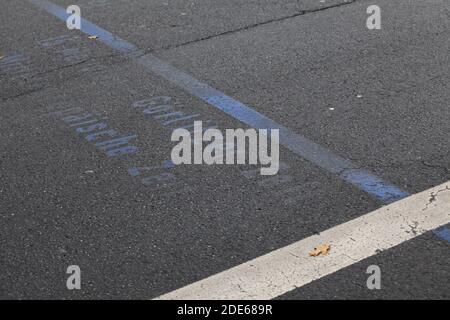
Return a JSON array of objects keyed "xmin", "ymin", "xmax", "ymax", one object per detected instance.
[{"xmin": 157, "ymin": 182, "xmax": 450, "ymax": 300}]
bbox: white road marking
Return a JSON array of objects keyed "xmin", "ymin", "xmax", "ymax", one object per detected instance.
[{"xmin": 157, "ymin": 181, "xmax": 450, "ymax": 300}]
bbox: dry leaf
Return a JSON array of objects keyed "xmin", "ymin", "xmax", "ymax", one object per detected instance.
[
  {"xmin": 309, "ymin": 243, "xmax": 330, "ymax": 257},
  {"xmin": 0, "ymin": 55, "xmax": 4, "ymax": 60},
  {"xmin": 88, "ymin": 35, "xmax": 98, "ymax": 40}
]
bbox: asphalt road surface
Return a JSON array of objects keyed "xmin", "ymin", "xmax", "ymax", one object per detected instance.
[{"xmin": 0, "ymin": 0, "xmax": 449, "ymax": 299}]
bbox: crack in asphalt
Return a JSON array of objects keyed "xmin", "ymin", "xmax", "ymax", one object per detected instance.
[
  {"xmin": 150, "ymin": 0, "xmax": 358, "ymax": 53},
  {"xmin": 423, "ymin": 185, "xmax": 450, "ymax": 211},
  {"xmin": 27, "ymin": 53, "xmax": 120, "ymax": 80},
  {"xmin": 2, "ymin": 1, "xmax": 362, "ymax": 102},
  {"xmin": 1, "ymin": 53, "xmax": 123, "ymax": 102},
  {"xmin": 406, "ymin": 220, "xmax": 420, "ymax": 236},
  {"xmin": 0, "ymin": 86, "xmax": 47, "ymax": 102}
]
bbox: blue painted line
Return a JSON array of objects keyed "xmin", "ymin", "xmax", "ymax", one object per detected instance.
[
  {"xmin": 29, "ymin": 0, "xmax": 142, "ymax": 57},
  {"xmin": 433, "ymin": 226, "xmax": 450, "ymax": 243},
  {"xmin": 28, "ymin": 0, "xmax": 449, "ymax": 241},
  {"xmin": 133, "ymin": 55, "xmax": 410, "ymax": 204}
]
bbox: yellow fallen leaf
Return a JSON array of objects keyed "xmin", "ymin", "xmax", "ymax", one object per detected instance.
[
  {"xmin": 88, "ymin": 35, "xmax": 98, "ymax": 40},
  {"xmin": 309, "ymin": 243, "xmax": 330, "ymax": 257}
]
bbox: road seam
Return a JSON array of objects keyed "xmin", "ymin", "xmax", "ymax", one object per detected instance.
[
  {"xmin": 26, "ymin": 0, "xmax": 409, "ymax": 204},
  {"xmin": 154, "ymin": 0, "xmax": 358, "ymax": 52}
]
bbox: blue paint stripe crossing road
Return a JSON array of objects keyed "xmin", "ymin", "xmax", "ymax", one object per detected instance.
[
  {"xmin": 29, "ymin": 0, "xmax": 143, "ymax": 57},
  {"xmin": 27, "ymin": 0, "xmax": 408, "ymax": 203},
  {"xmin": 28, "ymin": 0, "xmax": 449, "ymax": 242},
  {"xmin": 433, "ymin": 225, "xmax": 450, "ymax": 243}
]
